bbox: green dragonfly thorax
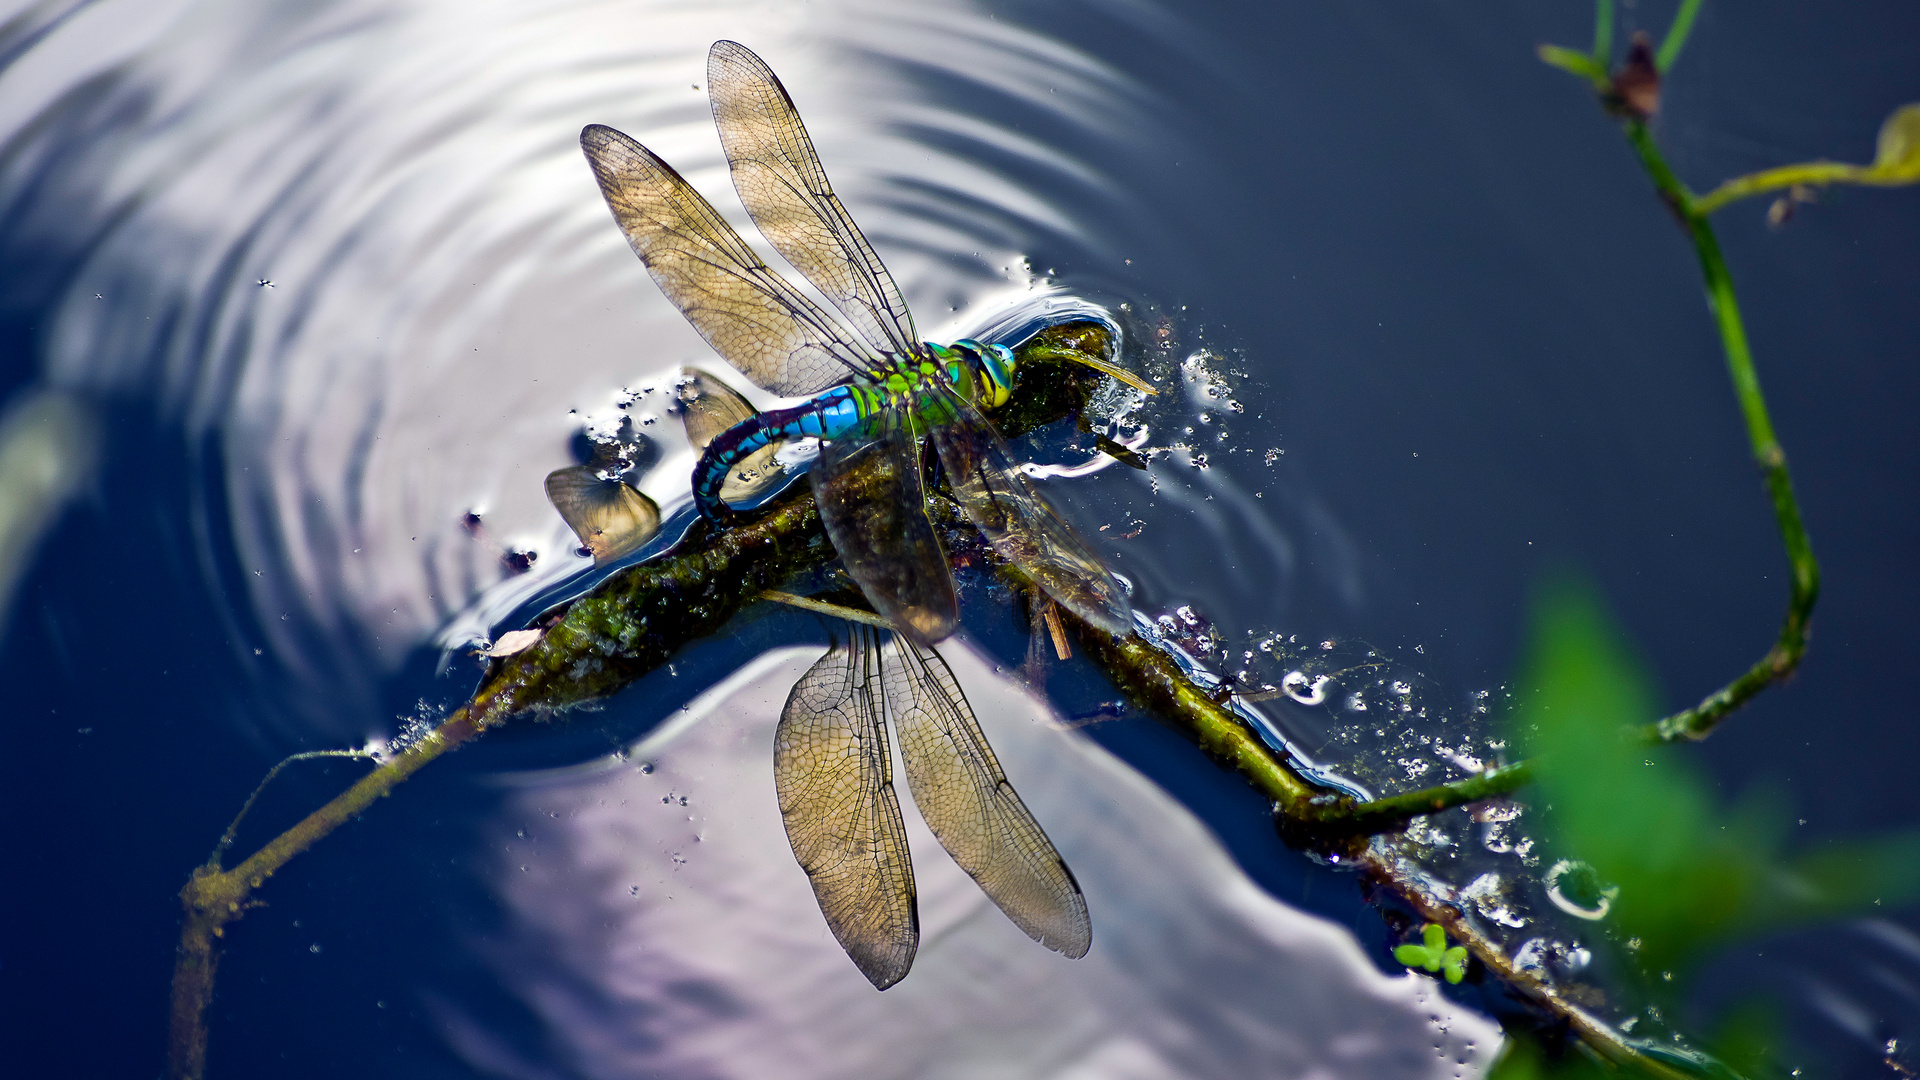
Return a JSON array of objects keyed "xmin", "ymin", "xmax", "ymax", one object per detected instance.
[{"xmin": 886, "ymin": 339, "xmax": 1016, "ymax": 424}]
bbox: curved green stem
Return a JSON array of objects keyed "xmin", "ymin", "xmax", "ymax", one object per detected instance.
[
  {"xmin": 1620, "ymin": 120, "xmax": 1822, "ymax": 742},
  {"xmin": 1692, "ymin": 159, "xmax": 1911, "ymax": 215}
]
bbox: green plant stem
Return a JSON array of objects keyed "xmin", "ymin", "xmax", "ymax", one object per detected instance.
[
  {"xmin": 1294, "ymin": 762, "xmax": 1536, "ymax": 837},
  {"xmin": 1692, "ymin": 159, "xmax": 1906, "ymax": 215},
  {"xmin": 1656, "ymin": 0, "xmax": 1706, "ymax": 72},
  {"xmin": 1592, "ymin": 0, "xmax": 1614, "ymax": 66},
  {"xmin": 1621, "ymin": 120, "xmax": 1821, "ymax": 742},
  {"xmin": 1069, "ymin": 625, "xmax": 1325, "ymax": 809}
]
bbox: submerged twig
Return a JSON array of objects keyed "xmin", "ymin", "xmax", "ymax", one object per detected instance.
[{"xmin": 165, "ymin": 323, "xmax": 1107, "ymax": 1079}]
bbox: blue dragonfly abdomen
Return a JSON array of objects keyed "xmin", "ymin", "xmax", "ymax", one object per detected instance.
[
  {"xmin": 692, "ymin": 382, "xmax": 868, "ymax": 520},
  {"xmin": 692, "ymin": 340, "xmax": 1014, "ymax": 522}
]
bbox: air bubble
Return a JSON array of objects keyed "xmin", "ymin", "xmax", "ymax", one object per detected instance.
[{"xmin": 1281, "ymin": 671, "xmax": 1330, "ymax": 705}]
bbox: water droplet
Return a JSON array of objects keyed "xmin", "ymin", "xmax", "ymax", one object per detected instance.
[
  {"xmin": 1281, "ymin": 671, "xmax": 1330, "ymax": 705},
  {"xmin": 1460, "ymin": 872, "xmax": 1528, "ymax": 928},
  {"xmin": 1544, "ymin": 859, "xmax": 1619, "ymax": 920}
]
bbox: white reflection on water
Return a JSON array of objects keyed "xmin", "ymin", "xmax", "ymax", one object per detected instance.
[
  {"xmin": 471, "ymin": 642, "xmax": 1498, "ymax": 1079},
  {"xmin": 1, "ymin": 0, "xmax": 1172, "ymax": 731}
]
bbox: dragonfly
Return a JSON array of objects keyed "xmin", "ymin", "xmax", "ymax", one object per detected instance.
[
  {"xmin": 580, "ymin": 39, "xmax": 1148, "ymax": 648},
  {"xmin": 674, "ymin": 365, "xmax": 1091, "ymax": 986}
]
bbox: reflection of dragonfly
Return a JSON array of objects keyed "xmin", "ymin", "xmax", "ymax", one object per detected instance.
[
  {"xmin": 774, "ymin": 603, "xmax": 1091, "ymax": 988},
  {"xmin": 581, "ymin": 40, "xmax": 1147, "ymax": 647},
  {"xmin": 544, "ymin": 438, "xmax": 660, "ymax": 566}
]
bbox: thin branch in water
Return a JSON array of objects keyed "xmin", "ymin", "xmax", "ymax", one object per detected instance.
[
  {"xmin": 760, "ymin": 589, "xmax": 894, "ymax": 628},
  {"xmin": 205, "ymin": 749, "xmax": 378, "ymax": 868}
]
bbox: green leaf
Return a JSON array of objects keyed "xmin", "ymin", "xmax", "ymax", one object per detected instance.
[
  {"xmin": 1395, "ymin": 923, "xmax": 1460, "ymax": 975},
  {"xmin": 1538, "ymin": 44, "xmax": 1608, "ymax": 84},
  {"xmin": 1442, "ymin": 946, "xmax": 1469, "ymax": 984},
  {"xmin": 1393, "ymin": 943, "xmax": 1433, "ymax": 968},
  {"xmin": 1508, "ymin": 576, "xmax": 1766, "ymax": 977},
  {"xmin": 1871, "ymin": 103, "xmax": 1920, "ymax": 181}
]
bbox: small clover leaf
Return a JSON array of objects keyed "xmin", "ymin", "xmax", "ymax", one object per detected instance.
[
  {"xmin": 1395, "ymin": 922, "xmax": 1469, "ymax": 982},
  {"xmin": 1391, "ymin": 943, "xmax": 1432, "ymax": 968}
]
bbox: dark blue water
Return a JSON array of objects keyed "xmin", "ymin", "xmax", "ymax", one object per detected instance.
[{"xmin": 3, "ymin": 1, "xmax": 1917, "ymax": 1076}]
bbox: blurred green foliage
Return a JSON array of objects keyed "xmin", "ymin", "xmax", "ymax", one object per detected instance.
[
  {"xmin": 1500, "ymin": 576, "xmax": 1920, "ymax": 1076},
  {"xmin": 1511, "ymin": 578, "xmax": 1772, "ymax": 979}
]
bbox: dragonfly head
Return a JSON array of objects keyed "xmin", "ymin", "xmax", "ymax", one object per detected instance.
[{"xmin": 941, "ymin": 339, "xmax": 1016, "ymax": 410}]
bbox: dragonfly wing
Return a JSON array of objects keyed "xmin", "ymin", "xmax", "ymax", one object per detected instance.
[
  {"xmin": 926, "ymin": 388, "xmax": 1132, "ymax": 636},
  {"xmin": 674, "ymin": 368, "xmax": 788, "ymax": 503},
  {"xmin": 674, "ymin": 367, "xmax": 756, "ymax": 447},
  {"xmin": 543, "ymin": 465, "xmax": 660, "ymax": 565},
  {"xmin": 581, "ymin": 124, "xmax": 871, "ymax": 397},
  {"xmin": 884, "ymin": 633, "xmax": 1091, "ymax": 959},
  {"xmin": 810, "ymin": 395, "xmax": 957, "ymax": 646},
  {"xmin": 707, "ymin": 41, "xmax": 921, "ymax": 360},
  {"xmin": 776, "ymin": 626, "xmax": 919, "ymax": 989}
]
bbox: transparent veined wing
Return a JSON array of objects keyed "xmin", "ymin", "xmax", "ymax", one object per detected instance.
[
  {"xmin": 924, "ymin": 385, "xmax": 1132, "ymax": 635},
  {"xmin": 775, "ymin": 624, "xmax": 919, "ymax": 989},
  {"xmin": 706, "ymin": 40, "xmax": 921, "ymax": 363},
  {"xmin": 884, "ymin": 633, "xmax": 1091, "ymax": 958},
  {"xmin": 580, "ymin": 124, "xmax": 874, "ymax": 397},
  {"xmin": 544, "ymin": 464, "xmax": 660, "ymax": 566},
  {"xmin": 673, "ymin": 368, "xmax": 789, "ymax": 504},
  {"xmin": 810, "ymin": 392, "xmax": 957, "ymax": 646}
]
